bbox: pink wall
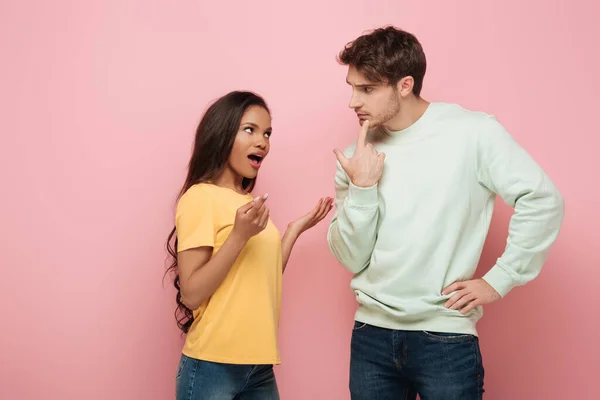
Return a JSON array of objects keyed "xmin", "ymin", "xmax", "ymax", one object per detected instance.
[{"xmin": 1, "ymin": 1, "xmax": 598, "ymax": 399}]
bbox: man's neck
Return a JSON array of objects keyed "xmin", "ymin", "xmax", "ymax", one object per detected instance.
[{"xmin": 385, "ymin": 96, "xmax": 430, "ymax": 132}]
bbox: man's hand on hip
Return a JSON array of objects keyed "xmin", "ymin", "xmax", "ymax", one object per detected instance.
[{"xmin": 442, "ymin": 278, "xmax": 501, "ymax": 314}]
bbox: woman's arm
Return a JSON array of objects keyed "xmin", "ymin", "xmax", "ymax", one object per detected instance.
[
  {"xmin": 178, "ymin": 232, "xmax": 247, "ymax": 310},
  {"xmin": 281, "ymin": 227, "xmax": 300, "ymax": 273},
  {"xmin": 178, "ymin": 195, "xmax": 270, "ymax": 309},
  {"xmin": 281, "ymin": 197, "xmax": 333, "ymax": 273}
]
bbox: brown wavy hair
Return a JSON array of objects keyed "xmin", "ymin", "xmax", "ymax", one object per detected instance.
[
  {"xmin": 165, "ymin": 91, "xmax": 269, "ymax": 333},
  {"xmin": 337, "ymin": 26, "xmax": 427, "ymax": 96}
]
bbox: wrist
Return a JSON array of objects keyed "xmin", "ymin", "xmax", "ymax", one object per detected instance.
[
  {"xmin": 350, "ymin": 175, "xmax": 377, "ymax": 188},
  {"xmin": 285, "ymin": 224, "xmax": 302, "ymax": 238},
  {"xmin": 347, "ymin": 181, "xmax": 379, "ymax": 206},
  {"xmin": 229, "ymin": 229, "xmax": 249, "ymax": 247},
  {"xmin": 352, "ymin": 181, "xmax": 375, "ymax": 188}
]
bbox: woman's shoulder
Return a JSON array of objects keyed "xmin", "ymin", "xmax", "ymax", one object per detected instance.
[
  {"xmin": 179, "ymin": 182, "xmax": 248, "ymax": 204},
  {"xmin": 177, "ymin": 183, "xmax": 216, "ymax": 209},
  {"xmin": 178, "ymin": 183, "xmax": 255, "ymax": 212}
]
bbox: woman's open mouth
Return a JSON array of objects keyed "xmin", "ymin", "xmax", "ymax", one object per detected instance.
[{"xmin": 248, "ymin": 154, "xmax": 264, "ymax": 169}]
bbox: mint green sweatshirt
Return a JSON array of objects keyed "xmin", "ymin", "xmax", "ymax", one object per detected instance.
[{"xmin": 327, "ymin": 102, "xmax": 564, "ymax": 336}]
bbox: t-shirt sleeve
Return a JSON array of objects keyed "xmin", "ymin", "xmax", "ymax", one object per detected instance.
[{"xmin": 175, "ymin": 187, "xmax": 216, "ymax": 252}]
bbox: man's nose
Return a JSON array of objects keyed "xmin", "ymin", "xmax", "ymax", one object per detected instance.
[{"xmin": 349, "ymin": 92, "xmax": 362, "ymax": 109}]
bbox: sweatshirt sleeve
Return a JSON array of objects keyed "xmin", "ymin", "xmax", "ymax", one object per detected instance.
[
  {"xmin": 327, "ymin": 156, "xmax": 380, "ymax": 274},
  {"xmin": 477, "ymin": 116, "xmax": 565, "ymax": 297}
]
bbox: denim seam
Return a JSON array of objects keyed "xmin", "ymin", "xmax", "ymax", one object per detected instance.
[
  {"xmin": 475, "ymin": 340, "xmax": 484, "ymax": 397},
  {"xmin": 186, "ymin": 357, "xmax": 198, "ymax": 400},
  {"xmin": 176, "ymin": 356, "xmax": 187, "ymax": 378},
  {"xmin": 392, "ymin": 331, "xmax": 401, "ymax": 371},
  {"xmin": 240, "ymin": 365, "xmax": 256, "ymax": 393},
  {"xmin": 473, "ymin": 340, "xmax": 480, "ymax": 398},
  {"xmin": 401, "ymin": 334, "xmax": 408, "ymax": 368}
]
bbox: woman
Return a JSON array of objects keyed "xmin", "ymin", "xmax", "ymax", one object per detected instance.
[{"xmin": 166, "ymin": 91, "xmax": 333, "ymax": 399}]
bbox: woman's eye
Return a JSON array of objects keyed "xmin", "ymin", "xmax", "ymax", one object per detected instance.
[
  {"xmin": 244, "ymin": 127, "xmax": 253, "ymax": 133},
  {"xmin": 264, "ymin": 132, "xmax": 271, "ymax": 138}
]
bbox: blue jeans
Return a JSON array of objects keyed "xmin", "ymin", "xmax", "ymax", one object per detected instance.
[
  {"xmin": 176, "ymin": 354, "xmax": 280, "ymax": 400},
  {"xmin": 350, "ymin": 322, "xmax": 485, "ymax": 400}
]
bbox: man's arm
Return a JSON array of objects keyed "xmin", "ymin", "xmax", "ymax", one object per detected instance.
[
  {"xmin": 327, "ymin": 120, "xmax": 386, "ymax": 274},
  {"xmin": 327, "ymin": 160, "xmax": 380, "ymax": 274},
  {"xmin": 443, "ymin": 115, "xmax": 564, "ymax": 313},
  {"xmin": 477, "ymin": 116, "xmax": 565, "ymax": 297}
]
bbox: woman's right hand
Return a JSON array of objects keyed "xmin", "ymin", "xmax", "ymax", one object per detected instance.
[{"xmin": 231, "ymin": 193, "xmax": 270, "ymax": 242}]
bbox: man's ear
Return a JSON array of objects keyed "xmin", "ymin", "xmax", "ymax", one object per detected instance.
[{"xmin": 396, "ymin": 76, "xmax": 414, "ymax": 97}]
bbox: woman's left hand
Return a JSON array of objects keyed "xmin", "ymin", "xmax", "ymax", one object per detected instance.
[{"xmin": 288, "ymin": 197, "xmax": 334, "ymax": 235}]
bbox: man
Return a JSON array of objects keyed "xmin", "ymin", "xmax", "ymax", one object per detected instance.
[{"xmin": 327, "ymin": 26, "xmax": 564, "ymax": 399}]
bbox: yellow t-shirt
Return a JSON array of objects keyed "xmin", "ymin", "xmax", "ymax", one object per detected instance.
[{"xmin": 175, "ymin": 183, "xmax": 282, "ymax": 365}]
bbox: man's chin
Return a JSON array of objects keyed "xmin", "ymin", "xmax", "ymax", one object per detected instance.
[{"xmin": 360, "ymin": 119, "xmax": 380, "ymax": 128}]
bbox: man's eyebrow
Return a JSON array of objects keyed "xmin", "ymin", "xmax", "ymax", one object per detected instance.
[{"xmin": 346, "ymin": 79, "xmax": 377, "ymax": 87}]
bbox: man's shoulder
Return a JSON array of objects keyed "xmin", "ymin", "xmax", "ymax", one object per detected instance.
[
  {"xmin": 432, "ymin": 101, "xmax": 494, "ymax": 124},
  {"xmin": 429, "ymin": 102, "xmax": 506, "ymax": 139}
]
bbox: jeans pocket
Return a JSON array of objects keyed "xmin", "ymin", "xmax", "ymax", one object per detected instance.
[
  {"xmin": 421, "ymin": 330, "xmax": 476, "ymax": 342},
  {"xmin": 176, "ymin": 354, "xmax": 188, "ymax": 378},
  {"xmin": 352, "ymin": 321, "xmax": 369, "ymax": 331}
]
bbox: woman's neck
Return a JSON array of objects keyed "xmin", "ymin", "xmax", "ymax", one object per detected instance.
[{"xmin": 211, "ymin": 168, "xmax": 246, "ymax": 194}]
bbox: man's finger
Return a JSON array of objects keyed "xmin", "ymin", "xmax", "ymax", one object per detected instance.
[
  {"xmin": 377, "ymin": 153, "xmax": 386, "ymax": 171},
  {"xmin": 460, "ymin": 299, "xmax": 480, "ymax": 314},
  {"xmin": 357, "ymin": 120, "xmax": 370, "ymax": 148},
  {"xmin": 333, "ymin": 149, "xmax": 349, "ymax": 168},
  {"xmin": 449, "ymin": 293, "xmax": 475, "ymax": 310},
  {"xmin": 444, "ymin": 291, "xmax": 465, "ymax": 309},
  {"xmin": 442, "ymin": 281, "xmax": 466, "ymax": 296}
]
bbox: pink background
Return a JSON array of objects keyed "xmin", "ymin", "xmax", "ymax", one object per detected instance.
[{"xmin": 2, "ymin": 0, "xmax": 598, "ymax": 399}]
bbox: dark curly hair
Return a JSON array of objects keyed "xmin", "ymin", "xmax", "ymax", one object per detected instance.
[
  {"xmin": 165, "ymin": 91, "xmax": 269, "ymax": 333},
  {"xmin": 337, "ymin": 26, "xmax": 427, "ymax": 96}
]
